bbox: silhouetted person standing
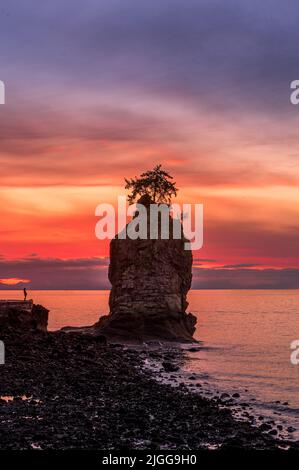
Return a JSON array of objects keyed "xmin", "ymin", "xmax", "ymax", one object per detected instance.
[{"xmin": 23, "ymin": 288, "xmax": 27, "ymax": 301}]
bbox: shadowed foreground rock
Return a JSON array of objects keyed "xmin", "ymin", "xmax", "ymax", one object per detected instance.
[
  {"xmin": 0, "ymin": 300, "xmax": 48, "ymax": 332},
  {"xmin": 97, "ymin": 200, "xmax": 197, "ymax": 342},
  {"xmin": 0, "ymin": 326, "xmax": 290, "ymax": 450}
]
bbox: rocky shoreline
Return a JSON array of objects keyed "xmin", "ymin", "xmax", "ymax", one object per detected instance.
[{"xmin": 0, "ymin": 325, "xmax": 297, "ymax": 450}]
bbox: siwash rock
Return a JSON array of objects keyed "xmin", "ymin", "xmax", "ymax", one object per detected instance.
[{"xmin": 97, "ymin": 199, "xmax": 197, "ymax": 341}]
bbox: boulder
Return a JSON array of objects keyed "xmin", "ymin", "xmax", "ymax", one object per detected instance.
[{"xmin": 0, "ymin": 300, "xmax": 48, "ymax": 332}]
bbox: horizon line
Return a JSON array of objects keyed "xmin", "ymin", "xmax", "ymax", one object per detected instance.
[{"xmin": 1, "ymin": 287, "xmax": 299, "ymax": 291}]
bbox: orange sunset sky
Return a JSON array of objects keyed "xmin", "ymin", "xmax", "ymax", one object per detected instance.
[{"xmin": 0, "ymin": 0, "xmax": 299, "ymax": 289}]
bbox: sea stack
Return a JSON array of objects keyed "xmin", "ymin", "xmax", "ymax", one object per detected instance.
[{"xmin": 97, "ymin": 197, "xmax": 197, "ymax": 342}]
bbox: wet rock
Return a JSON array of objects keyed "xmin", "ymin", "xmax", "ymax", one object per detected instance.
[
  {"xmin": 260, "ymin": 423, "xmax": 272, "ymax": 432},
  {"xmin": 226, "ymin": 399, "xmax": 235, "ymax": 406},
  {"xmin": 220, "ymin": 393, "xmax": 230, "ymax": 400},
  {"xmin": 0, "ymin": 325, "xmax": 289, "ymax": 451},
  {"xmin": 95, "ymin": 335, "xmax": 107, "ymax": 345},
  {"xmin": 162, "ymin": 362, "xmax": 179, "ymax": 373}
]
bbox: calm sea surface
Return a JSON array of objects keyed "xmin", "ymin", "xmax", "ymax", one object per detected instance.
[{"xmin": 2, "ymin": 289, "xmax": 299, "ymax": 438}]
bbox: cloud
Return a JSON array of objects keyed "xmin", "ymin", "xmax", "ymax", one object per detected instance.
[
  {"xmin": 0, "ymin": 256, "xmax": 298, "ymax": 290},
  {"xmin": 1, "ymin": 0, "xmax": 298, "ymax": 114},
  {"xmin": 0, "ymin": 257, "xmax": 110, "ymax": 290},
  {"xmin": 1, "ymin": 0, "xmax": 299, "ymax": 190},
  {"xmin": 0, "ymin": 278, "xmax": 31, "ymax": 285},
  {"xmin": 219, "ymin": 263, "xmax": 261, "ymax": 269},
  {"xmin": 192, "ymin": 267, "xmax": 299, "ymax": 289},
  {"xmin": 0, "ymin": 0, "xmax": 299, "ymax": 275}
]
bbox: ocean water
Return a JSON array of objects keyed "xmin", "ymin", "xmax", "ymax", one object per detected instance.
[{"xmin": 1, "ymin": 289, "xmax": 299, "ymax": 438}]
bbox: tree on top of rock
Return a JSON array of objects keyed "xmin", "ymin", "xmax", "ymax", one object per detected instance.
[{"xmin": 125, "ymin": 164, "xmax": 178, "ymax": 205}]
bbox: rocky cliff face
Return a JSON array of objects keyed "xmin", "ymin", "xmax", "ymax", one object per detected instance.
[
  {"xmin": 0, "ymin": 301, "xmax": 49, "ymax": 332},
  {"xmin": 97, "ymin": 205, "xmax": 197, "ymax": 341}
]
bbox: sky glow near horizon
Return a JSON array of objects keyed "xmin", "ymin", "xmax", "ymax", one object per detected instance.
[{"xmin": 1, "ymin": 0, "xmax": 299, "ymax": 289}]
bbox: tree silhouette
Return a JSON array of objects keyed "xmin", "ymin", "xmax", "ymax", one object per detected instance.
[{"xmin": 125, "ymin": 164, "xmax": 178, "ymax": 205}]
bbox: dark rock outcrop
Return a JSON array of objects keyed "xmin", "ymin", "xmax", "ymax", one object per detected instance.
[
  {"xmin": 97, "ymin": 202, "xmax": 197, "ymax": 341},
  {"xmin": 0, "ymin": 300, "xmax": 48, "ymax": 332}
]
